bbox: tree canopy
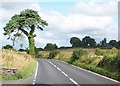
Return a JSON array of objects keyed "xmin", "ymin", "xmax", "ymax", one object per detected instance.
[
  {"xmin": 70, "ymin": 37, "xmax": 82, "ymax": 47},
  {"xmin": 44, "ymin": 43, "xmax": 58, "ymax": 51},
  {"xmin": 3, "ymin": 9, "xmax": 48, "ymax": 55}
]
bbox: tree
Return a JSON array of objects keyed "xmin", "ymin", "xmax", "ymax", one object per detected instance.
[
  {"xmin": 3, "ymin": 9, "xmax": 48, "ymax": 55},
  {"xmin": 44, "ymin": 43, "xmax": 58, "ymax": 51},
  {"xmin": 2, "ymin": 45, "xmax": 14, "ymax": 49},
  {"xmin": 109, "ymin": 40, "xmax": 117, "ymax": 47},
  {"xmin": 70, "ymin": 37, "xmax": 82, "ymax": 47},
  {"xmin": 82, "ymin": 36, "xmax": 96, "ymax": 47},
  {"xmin": 117, "ymin": 40, "xmax": 120, "ymax": 49},
  {"xmin": 100, "ymin": 38, "xmax": 107, "ymax": 47}
]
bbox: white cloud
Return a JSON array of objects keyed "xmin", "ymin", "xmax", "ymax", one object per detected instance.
[
  {"xmin": 68, "ymin": 1, "xmax": 117, "ymax": 16},
  {"xmin": 0, "ymin": 1, "xmax": 118, "ymax": 49}
]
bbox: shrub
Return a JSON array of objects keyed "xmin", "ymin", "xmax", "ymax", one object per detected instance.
[
  {"xmin": 95, "ymin": 48, "xmax": 103, "ymax": 56},
  {"xmin": 35, "ymin": 53, "xmax": 43, "ymax": 58},
  {"xmin": 48, "ymin": 50, "xmax": 60, "ymax": 59},
  {"xmin": 69, "ymin": 49, "xmax": 87, "ymax": 63}
]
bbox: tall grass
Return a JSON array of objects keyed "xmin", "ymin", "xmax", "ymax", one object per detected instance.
[{"xmin": 1, "ymin": 49, "xmax": 36, "ymax": 80}]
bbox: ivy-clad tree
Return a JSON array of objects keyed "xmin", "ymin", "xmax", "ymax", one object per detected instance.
[{"xmin": 3, "ymin": 9, "xmax": 48, "ymax": 55}]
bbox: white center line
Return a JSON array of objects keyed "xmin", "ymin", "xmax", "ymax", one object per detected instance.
[
  {"xmin": 47, "ymin": 60, "xmax": 80, "ymax": 86},
  {"xmin": 70, "ymin": 78, "xmax": 80, "ymax": 86},
  {"xmin": 57, "ymin": 67, "xmax": 61, "ymax": 71},
  {"xmin": 61, "ymin": 71, "xmax": 68, "ymax": 77}
]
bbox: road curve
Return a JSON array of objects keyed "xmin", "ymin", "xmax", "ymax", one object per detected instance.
[{"xmin": 35, "ymin": 59, "xmax": 120, "ymax": 86}]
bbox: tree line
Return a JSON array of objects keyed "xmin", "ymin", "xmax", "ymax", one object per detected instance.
[
  {"xmin": 44, "ymin": 36, "xmax": 120, "ymax": 50},
  {"xmin": 3, "ymin": 36, "xmax": 120, "ymax": 51}
]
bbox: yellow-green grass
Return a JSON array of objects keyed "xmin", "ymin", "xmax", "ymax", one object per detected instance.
[{"xmin": 1, "ymin": 49, "xmax": 36, "ymax": 80}]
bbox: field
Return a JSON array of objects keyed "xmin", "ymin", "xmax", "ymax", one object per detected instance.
[{"xmin": 1, "ymin": 49, "xmax": 36, "ymax": 80}]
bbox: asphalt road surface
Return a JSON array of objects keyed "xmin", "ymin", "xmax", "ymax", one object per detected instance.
[
  {"xmin": 2, "ymin": 59, "xmax": 120, "ymax": 86},
  {"xmin": 34, "ymin": 59, "xmax": 120, "ymax": 86}
]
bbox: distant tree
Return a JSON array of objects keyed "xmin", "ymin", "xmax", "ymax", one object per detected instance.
[
  {"xmin": 2, "ymin": 45, "xmax": 14, "ymax": 49},
  {"xmin": 100, "ymin": 38, "xmax": 107, "ymax": 47},
  {"xmin": 70, "ymin": 37, "xmax": 82, "ymax": 47},
  {"xmin": 44, "ymin": 43, "xmax": 58, "ymax": 50},
  {"xmin": 3, "ymin": 9, "xmax": 48, "ymax": 55},
  {"xmin": 117, "ymin": 40, "xmax": 120, "ymax": 49},
  {"xmin": 82, "ymin": 36, "xmax": 96, "ymax": 47},
  {"xmin": 109, "ymin": 40, "xmax": 117, "ymax": 47},
  {"xmin": 35, "ymin": 46, "xmax": 43, "ymax": 54}
]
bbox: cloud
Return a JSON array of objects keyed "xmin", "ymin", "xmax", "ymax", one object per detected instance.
[
  {"xmin": 0, "ymin": 1, "xmax": 118, "ymax": 49},
  {"xmin": 68, "ymin": 1, "xmax": 117, "ymax": 16}
]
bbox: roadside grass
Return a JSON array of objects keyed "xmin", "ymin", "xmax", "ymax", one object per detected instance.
[
  {"xmin": 73, "ymin": 60, "xmax": 120, "ymax": 81},
  {"xmin": 44, "ymin": 48, "xmax": 120, "ymax": 81},
  {"xmin": 1, "ymin": 49, "xmax": 36, "ymax": 80}
]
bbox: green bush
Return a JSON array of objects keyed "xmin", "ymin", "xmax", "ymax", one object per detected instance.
[
  {"xmin": 35, "ymin": 53, "xmax": 43, "ymax": 58},
  {"xmin": 48, "ymin": 50, "xmax": 60, "ymax": 59},
  {"xmin": 98, "ymin": 53, "xmax": 120, "ymax": 72},
  {"xmin": 95, "ymin": 48, "xmax": 103, "ymax": 55},
  {"xmin": 69, "ymin": 49, "xmax": 87, "ymax": 63}
]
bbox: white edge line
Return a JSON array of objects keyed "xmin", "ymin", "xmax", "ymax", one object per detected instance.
[
  {"xmin": 60, "ymin": 60, "xmax": 120, "ymax": 84},
  {"xmin": 33, "ymin": 61, "xmax": 38, "ymax": 85}
]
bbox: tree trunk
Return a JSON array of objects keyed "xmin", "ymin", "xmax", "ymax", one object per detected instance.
[{"xmin": 28, "ymin": 36, "xmax": 35, "ymax": 56}]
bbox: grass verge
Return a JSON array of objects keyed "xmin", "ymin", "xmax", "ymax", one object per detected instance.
[
  {"xmin": 72, "ymin": 60, "xmax": 120, "ymax": 81},
  {"xmin": 2, "ymin": 61, "xmax": 36, "ymax": 80}
]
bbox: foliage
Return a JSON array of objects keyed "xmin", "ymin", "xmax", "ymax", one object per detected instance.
[
  {"xmin": 95, "ymin": 48, "xmax": 103, "ymax": 56},
  {"xmin": 2, "ymin": 45, "xmax": 14, "ymax": 49},
  {"xmin": 73, "ymin": 61, "xmax": 120, "ymax": 81},
  {"xmin": 44, "ymin": 43, "xmax": 58, "ymax": 51},
  {"xmin": 35, "ymin": 52, "xmax": 43, "ymax": 58},
  {"xmin": 82, "ymin": 36, "xmax": 96, "ymax": 47},
  {"xmin": 48, "ymin": 50, "xmax": 60, "ymax": 59},
  {"xmin": 97, "ymin": 48, "xmax": 119, "ymax": 72},
  {"xmin": 70, "ymin": 37, "xmax": 82, "ymax": 47},
  {"xmin": 3, "ymin": 9, "xmax": 48, "ymax": 55},
  {"xmin": 109, "ymin": 40, "xmax": 117, "ymax": 47},
  {"xmin": 100, "ymin": 38, "xmax": 107, "ymax": 47},
  {"xmin": 70, "ymin": 49, "xmax": 88, "ymax": 63}
]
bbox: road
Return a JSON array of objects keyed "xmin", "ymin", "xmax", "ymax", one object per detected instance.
[
  {"xmin": 2, "ymin": 59, "xmax": 120, "ymax": 86},
  {"xmin": 34, "ymin": 59, "xmax": 120, "ymax": 86}
]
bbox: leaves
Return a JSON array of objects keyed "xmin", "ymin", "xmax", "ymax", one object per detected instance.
[{"xmin": 3, "ymin": 9, "xmax": 48, "ymax": 36}]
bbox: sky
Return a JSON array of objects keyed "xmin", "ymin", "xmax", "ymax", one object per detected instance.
[{"xmin": 0, "ymin": 0, "xmax": 119, "ymax": 49}]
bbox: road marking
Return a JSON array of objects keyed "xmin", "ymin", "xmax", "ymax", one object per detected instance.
[
  {"xmin": 53, "ymin": 65, "xmax": 57, "ymax": 68},
  {"xmin": 47, "ymin": 60, "xmax": 80, "ymax": 86},
  {"xmin": 57, "ymin": 67, "xmax": 61, "ymax": 71},
  {"xmin": 70, "ymin": 78, "xmax": 80, "ymax": 86},
  {"xmin": 33, "ymin": 61, "xmax": 38, "ymax": 85},
  {"xmin": 60, "ymin": 60, "xmax": 120, "ymax": 84},
  {"xmin": 61, "ymin": 71, "xmax": 68, "ymax": 77}
]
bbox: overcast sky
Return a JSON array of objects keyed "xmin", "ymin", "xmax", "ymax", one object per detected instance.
[{"xmin": 0, "ymin": 0, "xmax": 119, "ymax": 49}]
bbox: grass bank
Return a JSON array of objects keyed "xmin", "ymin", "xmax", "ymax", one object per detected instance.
[{"xmin": 1, "ymin": 49, "xmax": 36, "ymax": 80}]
